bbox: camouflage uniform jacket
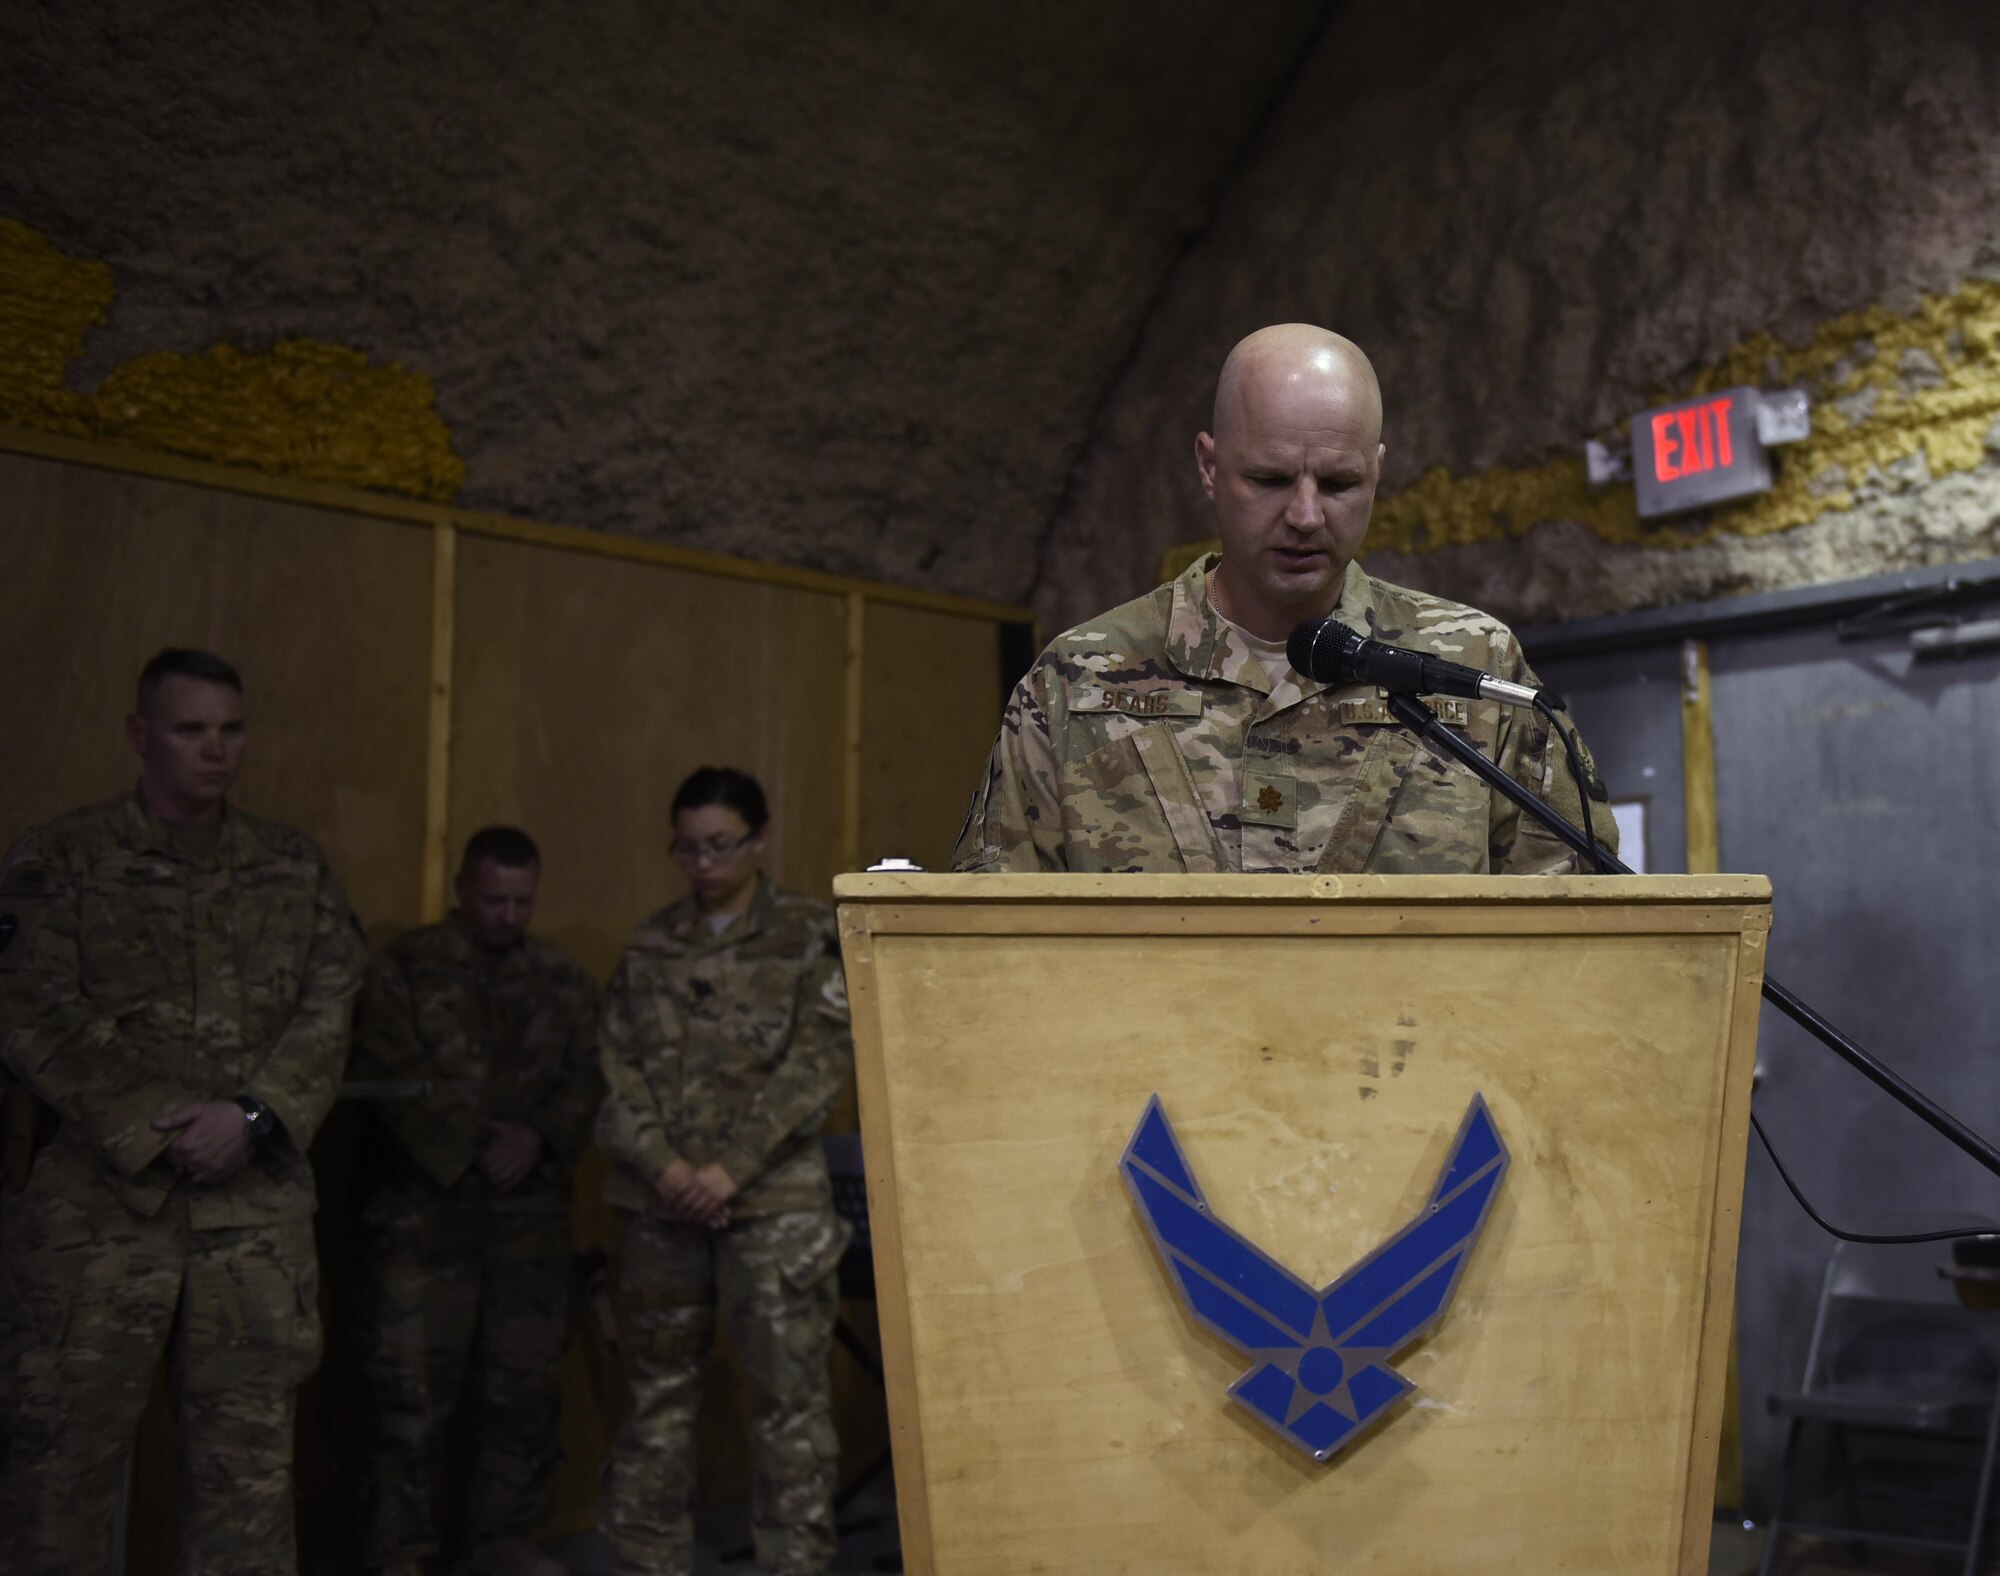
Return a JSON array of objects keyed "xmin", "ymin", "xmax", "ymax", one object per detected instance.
[
  {"xmin": 596, "ymin": 877, "xmax": 850, "ymax": 1218},
  {"xmin": 954, "ymin": 554, "xmax": 1615, "ymax": 874},
  {"xmin": 0, "ymin": 792, "xmax": 366, "ymax": 1224},
  {"xmin": 350, "ymin": 915, "xmax": 602, "ymax": 1192}
]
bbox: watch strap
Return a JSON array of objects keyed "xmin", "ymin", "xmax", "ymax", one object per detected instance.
[{"xmin": 233, "ymin": 1095, "xmax": 276, "ymax": 1144}]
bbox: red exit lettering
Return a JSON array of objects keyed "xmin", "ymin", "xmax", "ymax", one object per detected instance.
[{"xmin": 1652, "ymin": 396, "xmax": 1735, "ymax": 483}]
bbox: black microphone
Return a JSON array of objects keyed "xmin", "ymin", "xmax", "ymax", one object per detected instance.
[{"xmin": 1286, "ymin": 618, "xmax": 1542, "ymax": 708}]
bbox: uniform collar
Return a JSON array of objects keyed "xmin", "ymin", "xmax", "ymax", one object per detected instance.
[
  {"xmin": 444, "ymin": 909, "xmax": 529, "ymax": 973},
  {"xmin": 1164, "ymin": 553, "xmax": 1378, "ymax": 706},
  {"xmin": 669, "ymin": 873, "xmax": 776, "ymax": 952},
  {"xmin": 124, "ymin": 786, "xmax": 251, "ymax": 867}
]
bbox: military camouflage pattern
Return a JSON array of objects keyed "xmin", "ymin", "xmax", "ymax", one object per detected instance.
[
  {"xmin": 596, "ymin": 876, "xmax": 851, "ymax": 1219},
  {"xmin": 350, "ymin": 915, "xmax": 603, "ymax": 1189},
  {"xmin": 954, "ymin": 554, "xmax": 1615, "ymax": 874},
  {"xmin": 0, "ymin": 1191, "xmax": 321, "ymax": 1576},
  {"xmin": 0, "ymin": 792, "xmax": 366, "ymax": 1223},
  {"xmin": 601, "ymin": 1207, "xmax": 848, "ymax": 1576},
  {"xmin": 350, "ymin": 1177, "xmax": 574, "ymax": 1566},
  {"xmin": 347, "ymin": 915, "xmax": 602, "ymax": 1567},
  {"xmin": 0, "ymin": 791, "xmax": 357, "ymax": 1575}
]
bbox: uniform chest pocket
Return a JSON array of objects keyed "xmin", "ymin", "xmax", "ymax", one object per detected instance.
[
  {"xmin": 77, "ymin": 864, "xmax": 182, "ymax": 1004},
  {"xmin": 498, "ymin": 996, "xmax": 577, "ymax": 1096},
  {"xmin": 1060, "ymin": 731, "xmax": 1178, "ymax": 872},
  {"xmin": 709, "ymin": 957, "xmax": 801, "ymax": 1062},
  {"xmin": 669, "ymin": 954, "xmax": 794, "ymax": 1057},
  {"xmin": 1059, "ymin": 723, "xmax": 1221, "ymax": 873},
  {"xmin": 1370, "ymin": 737, "xmax": 1493, "ymax": 873},
  {"xmin": 232, "ymin": 863, "xmax": 318, "ymax": 1002},
  {"xmin": 407, "ymin": 966, "xmax": 484, "ymax": 1070}
]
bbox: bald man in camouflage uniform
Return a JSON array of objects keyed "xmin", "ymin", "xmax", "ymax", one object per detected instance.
[
  {"xmin": 955, "ymin": 324, "xmax": 1613, "ymax": 874},
  {"xmin": 596, "ymin": 813, "xmax": 851, "ymax": 1576},
  {"xmin": 0, "ymin": 649, "xmax": 365, "ymax": 1576},
  {"xmin": 348, "ymin": 827, "xmax": 601, "ymax": 1576}
]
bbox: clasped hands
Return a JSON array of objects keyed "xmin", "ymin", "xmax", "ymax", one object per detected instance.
[
  {"xmin": 152, "ymin": 1105, "xmax": 548, "ymax": 1194},
  {"xmin": 152, "ymin": 1101, "xmax": 254, "ymax": 1184},
  {"xmin": 479, "ymin": 1119, "xmax": 544, "ymax": 1193},
  {"xmin": 656, "ymin": 1157, "xmax": 736, "ymax": 1230}
]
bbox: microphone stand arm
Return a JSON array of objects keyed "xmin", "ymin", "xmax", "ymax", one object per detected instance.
[{"xmin": 1385, "ymin": 691, "xmax": 2000, "ymax": 1183}]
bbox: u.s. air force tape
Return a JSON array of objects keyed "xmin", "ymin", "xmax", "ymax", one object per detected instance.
[{"xmin": 1337, "ymin": 694, "xmax": 1469, "ymax": 727}]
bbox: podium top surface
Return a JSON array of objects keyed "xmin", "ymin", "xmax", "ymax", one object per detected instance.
[{"xmin": 834, "ymin": 871, "xmax": 1771, "ymax": 907}]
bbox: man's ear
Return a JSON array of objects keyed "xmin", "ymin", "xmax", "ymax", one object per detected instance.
[
  {"xmin": 1195, "ymin": 432, "xmax": 1218, "ymax": 501},
  {"xmin": 125, "ymin": 711, "xmax": 148, "ymax": 761}
]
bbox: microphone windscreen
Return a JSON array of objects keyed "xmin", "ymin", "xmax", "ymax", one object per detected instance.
[
  {"xmin": 1286, "ymin": 619, "xmax": 1319, "ymax": 678},
  {"xmin": 1287, "ymin": 617, "xmax": 1360, "ymax": 682}
]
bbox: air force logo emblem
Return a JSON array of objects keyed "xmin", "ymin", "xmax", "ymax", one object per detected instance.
[{"xmin": 1121, "ymin": 1094, "xmax": 1508, "ymax": 1461}]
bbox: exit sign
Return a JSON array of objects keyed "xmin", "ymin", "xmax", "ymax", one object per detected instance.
[{"xmin": 1631, "ymin": 386, "xmax": 1772, "ymax": 518}]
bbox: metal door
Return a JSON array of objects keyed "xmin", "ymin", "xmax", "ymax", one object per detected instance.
[
  {"xmin": 1530, "ymin": 568, "xmax": 2000, "ymax": 1516},
  {"xmin": 1710, "ymin": 613, "xmax": 2000, "ymax": 1514}
]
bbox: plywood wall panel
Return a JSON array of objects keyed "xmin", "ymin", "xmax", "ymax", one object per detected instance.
[
  {"xmin": 447, "ymin": 533, "xmax": 848, "ymax": 977},
  {"xmin": 858, "ymin": 603, "xmax": 1001, "ymax": 874},
  {"xmin": 0, "ymin": 450, "xmax": 432, "ymax": 932},
  {"xmin": 449, "ymin": 532, "xmax": 861, "ymax": 1518},
  {"xmin": 0, "ymin": 440, "xmax": 1013, "ymax": 1545}
]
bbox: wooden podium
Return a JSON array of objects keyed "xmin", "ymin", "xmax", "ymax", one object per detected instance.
[{"xmin": 835, "ymin": 873, "xmax": 1772, "ymax": 1576}]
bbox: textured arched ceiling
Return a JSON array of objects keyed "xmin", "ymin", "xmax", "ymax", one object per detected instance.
[
  {"xmin": 1040, "ymin": 0, "xmax": 2000, "ymax": 633},
  {"xmin": 1, "ymin": 0, "xmax": 1330, "ymax": 599}
]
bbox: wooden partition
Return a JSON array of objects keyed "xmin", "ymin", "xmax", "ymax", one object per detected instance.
[
  {"xmin": 0, "ymin": 426, "xmax": 1032, "ymax": 1565},
  {"xmin": 448, "ymin": 532, "xmax": 858, "ymax": 1519},
  {"xmin": 859, "ymin": 601, "xmax": 1005, "ymax": 873},
  {"xmin": 0, "ymin": 427, "xmax": 1029, "ymax": 927},
  {"xmin": 0, "ymin": 448, "xmax": 434, "ymax": 933},
  {"xmin": 449, "ymin": 532, "xmax": 852, "ymax": 972}
]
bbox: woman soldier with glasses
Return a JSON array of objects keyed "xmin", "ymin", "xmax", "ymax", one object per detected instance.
[{"xmin": 594, "ymin": 766, "xmax": 852, "ymax": 1576}]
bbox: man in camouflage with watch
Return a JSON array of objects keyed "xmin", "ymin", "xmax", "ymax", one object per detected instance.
[
  {"xmin": 954, "ymin": 323, "xmax": 1614, "ymax": 875},
  {"xmin": 347, "ymin": 826, "xmax": 601, "ymax": 1576},
  {"xmin": 0, "ymin": 648, "xmax": 366, "ymax": 1576}
]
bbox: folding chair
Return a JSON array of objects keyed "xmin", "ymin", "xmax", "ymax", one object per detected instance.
[{"xmin": 1758, "ymin": 1237, "xmax": 2000, "ymax": 1576}]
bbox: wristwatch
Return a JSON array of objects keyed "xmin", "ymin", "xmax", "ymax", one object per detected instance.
[{"xmin": 233, "ymin": 1095, "xmax": 278, "ymax": 1146}]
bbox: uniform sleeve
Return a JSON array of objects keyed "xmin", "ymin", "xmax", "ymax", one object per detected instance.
[
  {"xmin": 240, "ymin": 859, "xmax": 367, "ymax": 1156},
  {"xmin": 0, "ymin": 832, "xmax": 195, "ymax": 1178},
  {"xmin": 952, "ymin": 665, "xmax": 1067, "ymax": 872},
  {"xmin": 715, "ymin": 913, "xmax": 852, "ymax": 1188},
  {"xmin": 1489, "ymin": 643, "xmax": 1619, "ymax": 875},
  {"xmin": 533, "ymin": 969, "xmax": 604, "ymax": 1169},
  {"xmin": 347, "ymin": 946, "xmax": 483, "ymax": 1186},
  {"xmin": 595, "ymin": 953, "xmax": 679, "ymax": 1185}
]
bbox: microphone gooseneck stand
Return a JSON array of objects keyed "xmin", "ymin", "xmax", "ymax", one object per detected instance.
[{"xmin": 1384, "ymin": 690, "xmax": 2000, "ymax": 1186}]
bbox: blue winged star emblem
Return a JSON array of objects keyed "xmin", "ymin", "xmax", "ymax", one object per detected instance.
[{"xmin": 1120, "ymin": 1093, "xmax": 1508, "ymax": 1462}]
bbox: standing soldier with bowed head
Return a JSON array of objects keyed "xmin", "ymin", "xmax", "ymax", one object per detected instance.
[
  {"xmin": 348, "ymin": 826, "xmax": 602, "ymax": 1576},
  {"xmin": 595, "ymin": 766, "xmax": 852, "ymax": 1576},
  {"xmin": 0, "ymin": 648, "xmax": 366, "ymax": 1576},
  {"xmin": 954, "ymin": 323, "xmax": 1614, "ymax": 875}
]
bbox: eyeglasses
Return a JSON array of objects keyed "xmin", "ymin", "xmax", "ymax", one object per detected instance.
[{"xmin": 670, "ymin": 833, "xmax": 757, "ymax": 864}]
